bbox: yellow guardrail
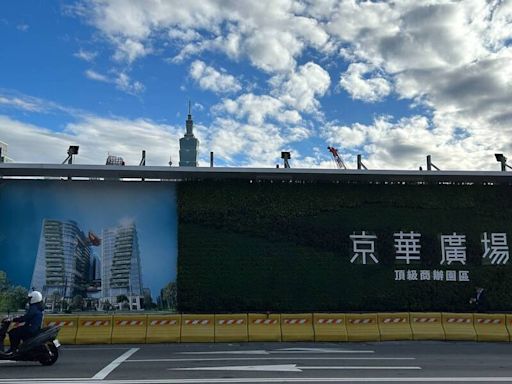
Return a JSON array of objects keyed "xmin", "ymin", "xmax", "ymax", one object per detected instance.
[
  {"xmin": 44, "ymin": 315, "xmax": 78, "ymax": 344},
  {"xmin": 75, "ymin": 315, "xmax": 113, "ymax": 344},
  {"xmin": 38, "ymin": 312, "xmax": 512, "ymax": 344},
  {"xmin": 214, "ymin": 314, "xmax": 248, "ymax": 342},
  {"xmin": 146, "ymin": 314, "xmax": 181, "ymax": 343},
  {"xmin": 111, "ymin": 314, "xmax": 147, "ymax": 344},
  {"xmin": 247, "ymin": 313, "xmax": 281, "ymax": 341}
]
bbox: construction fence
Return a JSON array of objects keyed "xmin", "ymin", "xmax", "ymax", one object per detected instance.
[{"xmin": 43, "ymin": 312, "xmax": 512, "ymax": 344}]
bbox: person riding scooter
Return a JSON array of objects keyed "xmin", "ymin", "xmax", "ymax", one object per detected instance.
[{"xmin": 5, "ymin": 291, "xmax": 44, "ymax": 354}]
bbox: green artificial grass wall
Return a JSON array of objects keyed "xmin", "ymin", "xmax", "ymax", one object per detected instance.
[{"xmin": 177, "ymin": 181, "xmax": 512, "ymax": 312}]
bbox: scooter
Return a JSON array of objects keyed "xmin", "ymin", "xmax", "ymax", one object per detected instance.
[{"xmin": 0, "ymin": 318, "xmax": 61, "ymax": 365}]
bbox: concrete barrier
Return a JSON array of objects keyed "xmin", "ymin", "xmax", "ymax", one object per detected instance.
[
  {"xmin": 44, "ymin": 315, "xmax": 78, "ymax": 344},
  {"xmin": 378, "ymin": 313, "xmax": 412, "ymax": 341},
  {"xmin": 146, "ymin": 314, "xmax": 181, "ymax": 343},
  {"xmin": 181, "ymin": 314, "xmax": 214, "ymax": 342},
  {"xmin": 281, "ymin": 314, "xmax": 314, "ymax": 342},
  {"xmin": 214, "ymin": 314, "xmax": 248, "ymax": 342},
  {"xmin": 75, "ymin": 315, "xmax": 113, "ymax": 344},
  {"xmin": 313, "ymin": 314, "xmax": 347, "ymax": 342},
  {"xmin": 442, "ymin": 313, "xmax": 477, "ymax": 341},
  {"xmin": 474, "ymin": 314, "xmax": 509, "ymax": 342},
  {"xmin": 111, "ymin": 314, "xmax": 147, "ymax": 344},
  {"xmin": 346, "ymin": 314, "xmax": 380, "ymax": 342},
  {"xmin": 410, "ymin": 312, "xmax": 444, "ymax": 340},
  {"xmin": 506, "ymin": 315, "xmax": 512, "ymax": 341},
  {"xmin": 247, "ymin": 314, "xmax": 281, "ymax": 342}
]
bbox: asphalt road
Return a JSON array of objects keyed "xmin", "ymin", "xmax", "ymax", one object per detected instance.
[{"xmin": 0, "ymin": 342, "xmax": 512, "ymax": 383}]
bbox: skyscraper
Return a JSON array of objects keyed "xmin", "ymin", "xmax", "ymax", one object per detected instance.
[
  {"xmin": 31, "ymin": 219, "xmax": 92, "ymax": 298},
  {"xmin": 179, "ymin": 102, "xmax": 199, "ymax": 167},
  {"xmin": 101, "ymin": 221, "xmax": 143, "ymax": 309}
]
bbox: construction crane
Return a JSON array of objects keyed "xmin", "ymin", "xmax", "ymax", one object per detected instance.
[{"xmin": 327, "ymin": 146, "xmax": 347, "ymax": 169}]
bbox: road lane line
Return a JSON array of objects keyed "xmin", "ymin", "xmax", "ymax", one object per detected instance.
[
  {"xmin": 4, "ymin": 378, "xmax": 512, "ymax": 383},
  {"xmin": 274, "ymin": 348, "xmax": 375, "ymax": 353},
  {"xmin": 127, "ymin": 357, "xmax": 416, "ymax": 362},
  {"xmin": 63, "ymin": 347, "xmax": 133, "ymax": 351},
  {"xmin": 169, "ymin": 364, "xmax": 421, "ymax": 372},
  {"xmin": 178, "ymin": 350, "xmax": 269, "ymax": 355},
  {"xmin": 91, "ymin": 347, "xmax": 139, "ymax": 380},
  {"xmin": 179, "ymin": 349, "xmax": 375, "ymax": 355}
]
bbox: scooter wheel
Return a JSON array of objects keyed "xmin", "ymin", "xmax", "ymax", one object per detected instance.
[{"xmin": 39, "ymin": 342, "xmax": 59, "ymax": 366}]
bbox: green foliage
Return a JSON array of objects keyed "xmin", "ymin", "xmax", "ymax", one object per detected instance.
[
  {"xmin": 160, "ymin": 281, "xmax": 177, "ymax": 310},
  {"xmin": 71, "ymin": 294, "xmax": 84, "ymax": 310},
  {"xmin": 0, "ymin": 279, "xmax": 28, "ymax": 312},
  {"xmin": 177, "ymin": 181, "xmax": 512, "ymax": 312},
  {"xmin": 116, "ymin": 294, "xmax": 129, "ymax": 304}
]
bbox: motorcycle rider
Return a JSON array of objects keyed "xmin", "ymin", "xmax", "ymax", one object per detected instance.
[{"xmin": 5, "ymin": 290, "xmax": 44, "ymax": 354}]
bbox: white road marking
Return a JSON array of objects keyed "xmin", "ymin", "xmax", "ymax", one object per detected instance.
[
  {"xmin": 275, "ymin": 348, "xmax": 374, "ymax": 353},
  {"xmin": 179, "ymin": 350, "xmax": 269, "ymax": 355},
  {"xmin": 63, "ymin": 347, "xmax": 133, "ymax": 351},
  {"xmin": 172, "ymin": 364, "xmax": 302, "ymax": 372},
  {"xmin": 91, "ymin": 347, "xmax": 139, "ymax": 380},
  {"xmin": 5, "ymin": 378, "xmax": 512, "ymax": 383},
  {"xmin": 127, "ymin": 357, "xmax": 415, "ymax": 362},
  {"xmin": 179, "ymin": 348, "xmax": 374, "ymax": 355},
  {"xmin": 169, "ymin": 364, "xmax": 422, "ymax": 372}
]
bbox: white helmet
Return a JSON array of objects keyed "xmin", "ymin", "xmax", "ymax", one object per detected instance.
[{"xmin": 28, "ymin": 291, "xmax": 43, "ymax": 304}]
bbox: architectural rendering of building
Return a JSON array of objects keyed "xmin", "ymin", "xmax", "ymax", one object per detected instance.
[
  {"xmin": 101, "ymin": 221, "xmax": 143, "ymax": 309},
  {"xmin": 0, "ymin": 141, "xmax": 13, "ymax": 163},
  {"xmin": 179, "ymin": 103, "xmax": 199, "ymax": 167},
  {"xmin": 31, "ymin": 219, "xmax": 92, "ymax": 298}
]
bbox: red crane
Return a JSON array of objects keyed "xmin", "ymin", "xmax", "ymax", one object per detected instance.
[{"xmin": 327, "ymin": 146, "xmax": 347, "ymax": 169}]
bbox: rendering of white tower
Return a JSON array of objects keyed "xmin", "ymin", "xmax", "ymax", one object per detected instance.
[
  {"xmin": 101, "ymin": 221, "xmax": 143, "ymax": 309},
  {"xmin": 31, "ymin": 219, "xmax": 91, "ymax": 298},
  {"xmin": 179, "ymin": 102, "xmax": 199, "ymax": 167}
]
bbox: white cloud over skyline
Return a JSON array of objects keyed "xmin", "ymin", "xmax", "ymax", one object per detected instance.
[{"xmin": 1, "ymin": 1, "xmax": 511, "ymax": 170}]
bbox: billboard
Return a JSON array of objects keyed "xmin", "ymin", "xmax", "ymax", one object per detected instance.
[
  {"xmin": 0, "ymin": 180, "xmax": 177, "ymax": 312},
  {"xmin": 177, "ymin": 180, "xmax": 512, "ymax": 313}
]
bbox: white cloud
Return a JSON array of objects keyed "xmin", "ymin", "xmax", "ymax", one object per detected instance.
[
  {"xmin": 85, "ymin": 69, "xmax": 109, "ymax": 82},
  {"xmin": 206, "ymin": 117, "xmax": 287, "ymax": 167},
  {"xmin": 85, "ymin": 70, "xmax": 145, "ymax": 95},
  {"xmin": 50, "ymin": 1, "xmax": 512, "ymax": 170},
  {"xmin": 270, "ymin": 62, "xmax": 330, "ymax": 112},
  {"xmin": 0, "ymin": 114, "xmax": 181, "ymax": 166},
  {"xmin": 74, "ymin": 49, "xmax": 98, "ymax": 62},
  {"xmin": 168, "ymin": 28, "xmax": 201, "ymax": 42},
  {"xmin": 214, "ymin": 93, "xmax": 301, "ymax": 125},
  {"xmin": 189, "ymin": 60, "xmax": 241, "ymax": 93},
  {"xmin": 0, "ymin": 92, "xmax": 74, "ymax": 114},
  {"xmin": 16, "ymin": 24, "xmax": 29, "ymax": 32},
  {"xmin": 339, "ymin": 63, "xmax": 391, "ymax": 102},
  {"xmin": 322, "ymin": 114, "xmax": 510, "ymax": 170},
  {"xmin": 113, "ymin": 38, "xmax": 150, "ymax": 63},
  {"xmin": 0, "ymin": 95, "xmax": 44, "ymax": 112},
  {"xmin": 115, "ymin": 73, "xmax": 145, "ymax": 94},
  {"xmin": 75, "ymin": 1, "xmax": 331, "ymax": 72}
]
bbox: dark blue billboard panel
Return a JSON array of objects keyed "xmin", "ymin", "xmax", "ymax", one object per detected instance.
[{"xmin": 0, "ymin": 180, "xmax": 177, "ymax": 311}]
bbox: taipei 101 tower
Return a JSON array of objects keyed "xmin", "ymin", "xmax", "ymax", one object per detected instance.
[{"xmin": 179, "ymin": 101, "xmax": 199, "ymax": 167}]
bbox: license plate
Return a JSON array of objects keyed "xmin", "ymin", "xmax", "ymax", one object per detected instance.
[{"xmin": 53, "ymin": 339, "xmax": 61, "ymax": 348}]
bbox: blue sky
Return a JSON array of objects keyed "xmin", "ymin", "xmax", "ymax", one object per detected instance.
[
  {"xmin": 0, "ymin": 1, "xmax": 511, "ymax": 170},
  {"xmin": 0, "ymin": 180, "xmax": 177, "ymax": 298}
]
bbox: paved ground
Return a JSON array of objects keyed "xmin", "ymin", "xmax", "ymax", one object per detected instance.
[{"xmin": 0, "ymin": 342, "xmax": 511, "ymax": 383}]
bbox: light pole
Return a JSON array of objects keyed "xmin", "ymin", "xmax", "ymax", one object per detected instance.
[{"xmin": 495, "ymin": 153, "xmax": 512, "ymax": 171}]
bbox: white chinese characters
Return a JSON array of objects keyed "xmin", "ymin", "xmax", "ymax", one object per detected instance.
[
  {"xmin": 440, "ymin": 233, "xmax": 466, "ymax": 265},
  {"xmin": 394, "ymin": 231, "xmax": 421, "ymax": 264},
  {"xmin": 395, "ymin": 269, "xmax": 470, "ymax": 282},
  {"xmin": 481, "ymin": 232, "xmax": 509, "ymax": 265},
  {"xmin": 349, "ymin": 231, "xmax": 378, "ymax": 264}
]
